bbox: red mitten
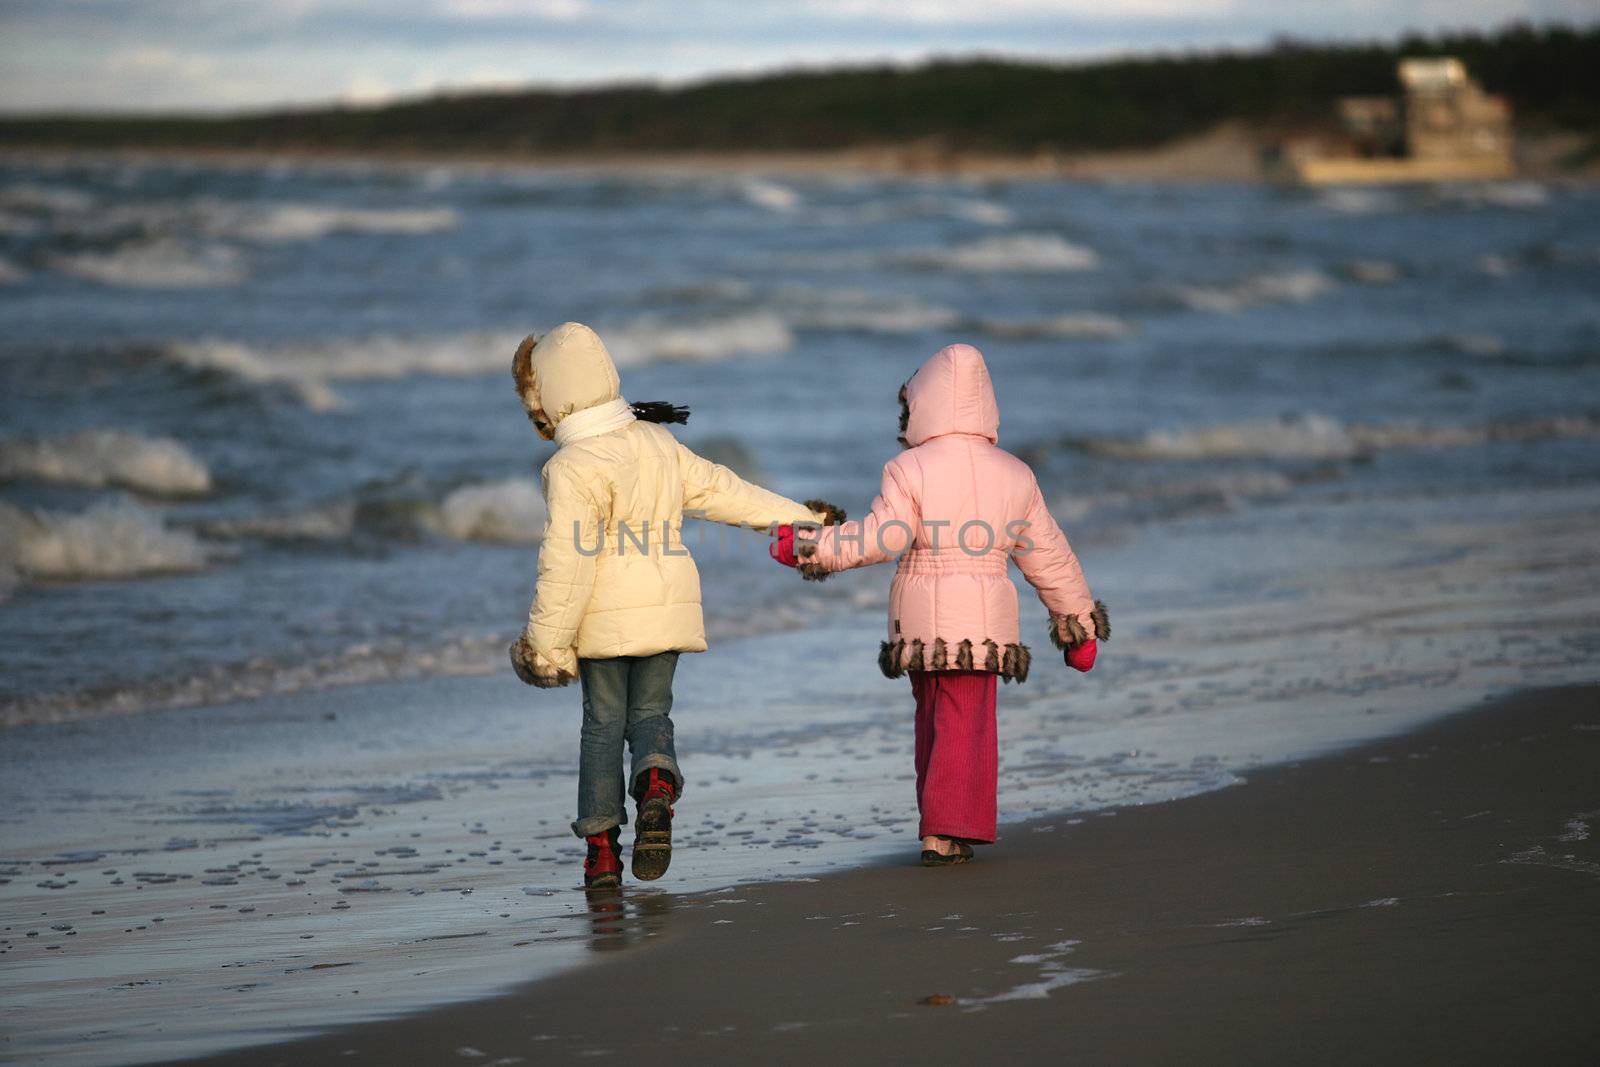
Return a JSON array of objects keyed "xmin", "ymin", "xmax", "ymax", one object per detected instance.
[
  {"xmin": 1066, "ymin": 639, "xmax": 1097, "ymax": 673},
  {"xmin": 769, "ymin": 524, "xmax": 798, "ymax": 568}
]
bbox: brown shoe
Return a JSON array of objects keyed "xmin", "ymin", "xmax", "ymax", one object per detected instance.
[{"xmin": 920, "ymin": 838, "xmax": 975, "ymax": 867}]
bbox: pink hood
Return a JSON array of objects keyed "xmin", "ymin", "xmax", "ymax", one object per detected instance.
[{"xmin": 903, "ymin": 344, "xmax": 1000, "ymax": 447}]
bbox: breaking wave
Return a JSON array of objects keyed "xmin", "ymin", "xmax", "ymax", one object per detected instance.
[
  {"xmin": 202, "ymin": 201, "xmax": 460, "ymax": 242},
  {"xmin": 1076, "ymin": 412, "xmax": 1600, "ymax": 462},
  {"xmin": 436, "ymin": 478, "xmax": 546, "ymax": 544},
  {"xmin": 1434, "ymin": 181, "xmax": 1550, "ymax": 210},
  {"xmin": 13, "ymin": 183, "xmax": 459, "ymax": 243},
  {"xmin": 0, "ymin": 430, "xmax": 213, "ymax": 496},
  {"xmin": 773, "ymin": 288, "xmax": 960, "ymax": 335},
  {"xmin": 1314, "ymin": 187, "xmax": 1403, "ymax": 215},
  {"xmin": 977, "ymin": 312, "xmax": 1132, "ymax": 340},
  {"xmin": 163, "ymin": 311, "xmax": 791, "ymax": 409},
  {"xmin": 1342, "ymin": 259, "xmax": 1401, "ymax": 284},
  {"xmin": 195, "ymin": 478, "xmax": 546, "ymax": 547},
  {"xmin": 1171, "ymin": 269, "xmax": 1334, "ymax": 313},
  {"xmin": 194, "ymin": 502, "xmax": 358, "ymax": 543},
  {"xmin": 738, "ymin": 178, "xmax": 802, "ymax": 213},
  {"xmin": 0, "ymin": 499, "xmax": 210, "ymax": 582},
  {"xmin": 1052, "ymin": 468, "xmax": 1323, "ymax": 528},
  {"xmin": 0, "ymin": 182, "xmax": 94, "ymax": 214},
  {"xmin": 815, "ymin": 195, "xmax": 1015, "ymax": 227},
  {"xmin": 601, "ymin": 311, "xmax": 793, "ymax": 365},
  {"xmin": 47, "ymin": 239, "xmax": 247, "ymax": 288},
  {"xmin": 896, "ymin": 233, "xmax": 1100, "ymax": 272}
]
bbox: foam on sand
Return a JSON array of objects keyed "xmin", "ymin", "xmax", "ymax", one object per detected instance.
[
  {"xmin": 0, "ymin": 430, "xmax": 213, "ymax": 496},
  {"xmin": 0, "ymin": 499, "xmax": 210, "ymax": 582},
  {"xmin": 47, "ymin": 239, "xmax": 246, "ymax": 288}
]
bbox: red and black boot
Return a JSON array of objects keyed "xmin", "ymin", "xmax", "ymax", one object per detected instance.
[
  {"xmin": 631, "ymin": 768, "xmax": 677, "ymax": 881},
  {"xmin": 583, "ymin": 826, "xmax": 623, "ymax": 890}
]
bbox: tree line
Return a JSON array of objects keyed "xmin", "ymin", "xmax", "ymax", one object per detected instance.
[{"xmin": 1, "ymin": 23, "xmax": 1594, "ymax": 155}]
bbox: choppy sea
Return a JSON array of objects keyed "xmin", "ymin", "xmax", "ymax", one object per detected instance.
[{"xmin": 1, "ymin": 155, "xmax": 1597, "ymax": 1063}]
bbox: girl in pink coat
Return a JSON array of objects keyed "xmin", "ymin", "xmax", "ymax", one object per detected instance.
[{"xmin": 772, "ymin": 343, "xmax": 1107, "ymax": 865}]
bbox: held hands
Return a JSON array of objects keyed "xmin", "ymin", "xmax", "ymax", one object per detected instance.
[
  {"xmin": 509, "ymin": 633, "xmax": 577, "ymax": 688},
  {"xmin": 769, "ymin": 524, "xmax": 798, "ymax": 568}
]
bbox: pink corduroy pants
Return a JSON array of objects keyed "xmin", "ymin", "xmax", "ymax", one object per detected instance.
[{"xmin": 909, "ymin": 669, "xmax": 999, "ymax": 843}]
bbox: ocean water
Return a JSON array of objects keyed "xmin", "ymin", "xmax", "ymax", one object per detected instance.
[{"xmin": 2, "ymin": 156, "xmax": 1599, "ymax": 1063}]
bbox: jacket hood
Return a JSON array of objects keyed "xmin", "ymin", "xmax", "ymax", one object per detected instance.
[
  {"xmin": 902, "ymin": 343, "xmax": 1000, "ymax": 447},
  {"xmin": 518, "ymin": 322, "xmax": 621, "ymax": 427}
]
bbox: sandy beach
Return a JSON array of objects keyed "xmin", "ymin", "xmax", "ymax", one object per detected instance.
[
  {"xmin": 4, "ymin": 145, "xmax": 1599, "ymax": 1067},
  {"xmin": 161, "ymin": 684, "xmax": 1600, "ymax": 1066}
]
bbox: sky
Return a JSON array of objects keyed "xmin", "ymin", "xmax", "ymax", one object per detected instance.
[{"xmin": 0, "ymin": 0, "xmax": 1595, "ymax": 114}]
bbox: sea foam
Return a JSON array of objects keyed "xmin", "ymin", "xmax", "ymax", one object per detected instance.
[
  {"xmin": 1079, "ymin": 412, "xmax": 1600, "ymax": 462},
  {"xmin": 436, "ymin": 478, "xmax": 547, "ymax": 544},
  {"xmin": 0, "ymin": 430, "xmax": 213, "ymax": 495},
  {"xmin": 1173, "ymin": 269, "xmax": 1334, "ymax": 313},
  {"xmin": 48, "ymin": 239, "xmax": 246, "ymax": 288},
  {"xmin": 0, "ymin": 500, "xmax": 210, "ymax": 581},
  {"xmin": 898, "ymin": 233, "xmax": 1100, "ymax": 272},
  {"xmin": 978, "ymin": 312, "xmax": 1132, "ymax": 339},
  {"xmin": 164, "ymin": 311, "xmax": 790, "ymax": 409}
]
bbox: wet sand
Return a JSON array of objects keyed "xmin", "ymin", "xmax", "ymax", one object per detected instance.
[{"xmin": 179, "ymin": 684, "xmax": 1600, "ymax": 1066}]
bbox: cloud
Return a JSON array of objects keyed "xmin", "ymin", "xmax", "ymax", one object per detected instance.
[
  {"xmin": 808, "ymin": 0, "xmax": 1242, "ymax": 22},
  {"xmin": 443, "ymin": 0, "xmax": 589, "ymax": 18}
]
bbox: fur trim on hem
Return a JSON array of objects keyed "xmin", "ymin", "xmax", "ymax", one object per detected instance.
[
  {"xmin": 1049, "ymin": 600, "xmax": 1111, "ymax": 651},
  {"xmin": 878, "ymin": 639, "xmax": 1032, "ymax": 682}
]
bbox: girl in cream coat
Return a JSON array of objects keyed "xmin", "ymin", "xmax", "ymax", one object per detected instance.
[{"xmin": 509, "ymin": 322, "xmax": 839, "ymax": 888}]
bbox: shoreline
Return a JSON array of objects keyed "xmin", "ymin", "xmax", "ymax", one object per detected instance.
[
  {"xmin": 3, "ymin": 126, "xmax": 1594, "ymax": 181},
  {"xmin": 168, "ymin": 683, "xmax": 1600, "ymax": 1066}
]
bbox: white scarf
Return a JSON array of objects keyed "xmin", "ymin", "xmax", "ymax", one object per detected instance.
[{"xmin": 554, "ymin": 397, "xmax": 637, "ymax": 447}]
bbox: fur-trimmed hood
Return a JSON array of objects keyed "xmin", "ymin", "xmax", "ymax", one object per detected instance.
[
  {"xmin": 902, "ymin": 343, "xmax": 1000, "ymax": 448},
  {"xmin": 514, "ymin": 322, "xmax": 621, "ymax": 430}
]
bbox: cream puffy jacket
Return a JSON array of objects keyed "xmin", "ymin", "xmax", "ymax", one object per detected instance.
[{"xmin": 511, "ymin": 322, "xmax": 832, "ymax": 686}]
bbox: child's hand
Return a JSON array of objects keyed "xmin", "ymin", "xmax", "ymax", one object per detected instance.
[
  {"xmin": 1066, "ymin": 639, "xmax": 1097, "ymax": 673},
  {"xmin": 509, "ymin": 634, "xmax": 576, "ymax": 688},
  {"xmin": 769, "ymin": 524, "xmax": 798, "ymax": 568}
]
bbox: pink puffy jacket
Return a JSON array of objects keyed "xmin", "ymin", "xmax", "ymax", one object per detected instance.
[{"xmin": 799, "ymin": 343, "xmax": 1106, "ymax": 682}]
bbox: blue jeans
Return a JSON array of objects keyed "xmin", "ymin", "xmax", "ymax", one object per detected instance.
[{"xmin": 572, "ymin": 652, "xmax": 682, "ymax": 838}]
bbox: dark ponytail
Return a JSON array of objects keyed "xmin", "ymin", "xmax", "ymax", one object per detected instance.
[{"xmin": 631, "ymin": 401, "xmax": 690, "ymax": 425}]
